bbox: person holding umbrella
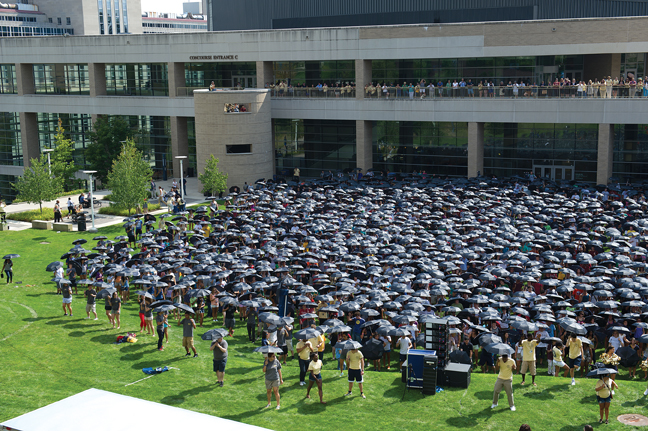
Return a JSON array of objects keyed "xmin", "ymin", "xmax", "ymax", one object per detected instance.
[
  {"xmin": 263, "ymin": 352, "xmax": 283, "ymax": 409},
  {"xmin": 156, "ymin": 310, "xmax": 167, "ymax": 351},
  {"xmin": 594, "ymin": 371, "xmax": 618, "ymax": 424},
  {"xmin": 295, "ymin": 338, "xmax": 314, "ymax": 386},
  {"xmin": 178, "ymin": 312, "xmax": 198, "ymax": 358},
  {"xmin": 111, "ymin": 291, "xmax": 122, "ymax": 329},
  {"xmin": 2, "ymin": 257, "xmax": 14, "ymax": 283},
  {"xmin": 210, "ymin": 333, "xmax": 228, "ymax": 387},
  {"xmin": 84, "ymin": 283, "xmax": 97, "ymax": 320},
  {"xmin": 566, "ymin": 333, "xmax": 585, "ymax": 386},
  {"xmin": 492, "ymin": 352, "xmax": 517, "ymax": 411},
  {"xmin": 396, "ymin": 332, "xmax": 412, "ymax": 371},
  {"xmin": 306, "ymin": 352, "xmax": 326, "ymax": 404},
  {"xmin": 224, "ymin": 302, "xmax": 236, "ymax": 337},
  {"xmin": 345, "ymin": 344, "xmax": 366, "ymax": 399},
  {"xmin": 61, "ymin": 280, "xmax": 73, "ymax": 317}
]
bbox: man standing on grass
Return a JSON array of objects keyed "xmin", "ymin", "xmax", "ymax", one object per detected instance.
[
  {"xmin": 111, "ymin": 291, "xmax": 121, "ymax": 329},
  {"xmin": 345, "ymin": 347, "xmax": 366, "ymax": 399},
  {"xmin": 62, "ymin": 282, "xmax": 73, "ymax": 316},
  {"xmin": 210, "ymin": 334, "xmax": 228, "ymax": 387},
  {"xmin": 396, "ymin": 333, "xmax": 412, "ymax": 371},
  {"xmin": 178, "ymin": 312, "xmax": 198, "ymax": 357},
  {"xmin": 566, "ymin": 332, "xmax": 584, "ymax": 386},
  {"xmin": 520, "ymin": 332, "xmax": 540, "ymax": 386},
  {"xmin": 492, "ymin": 353, "xmax": 516, "ymax": 411},
  {"xmin": 84, "ymin": 284, "xmax": 97, "ymax": 320}
]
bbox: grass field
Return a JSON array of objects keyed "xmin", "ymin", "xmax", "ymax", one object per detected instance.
[{"xmin": 1, "ymin": 228, "xmax": 648, "ymax": 431}]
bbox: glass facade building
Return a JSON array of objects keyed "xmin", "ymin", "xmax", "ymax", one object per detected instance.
[
  {"xmin": 0, "ymin": 64, "xmax": 17, "ymax": 94},
  {"xmin": 273, "ymin": 61, "xmax": 355, "ymax": 86},
  {"xmin": 33, "ymin": 64, "xmax": 90, "ymax": 95},
  {"xmin": 0, "ymin": 112, "xmax": 21, "ymax": 166},
  {"xmin": 274, "ymin": 119, "xmax": 356, "ymax": 178},
  {"xmin": 613, "ymin": 124, "xmax": 648, "ymax": 181},
  {"xmin": 105, "ymin": 64, "xmax": 169, "ymax": 96},
  {"xmin": 37, "ymin": 113, "xmax": 92, "ymax": 167},
  {"xmin": 185, "ymin": 62, "xmax": 256, "ymax": 89}
]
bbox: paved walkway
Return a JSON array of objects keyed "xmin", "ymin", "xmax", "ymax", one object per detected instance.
[{"xmin": 2, "ymin": 177, "xmax": 209, "ymax": 232}]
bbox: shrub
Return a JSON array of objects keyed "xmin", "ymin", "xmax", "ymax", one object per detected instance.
[
  {"xmin": 99, "ymin": 203, "xmax": 161, "ymax": 216},
  {"xmin": 7, "ymin": 208, "xmax": 56, "ymax": 222}
]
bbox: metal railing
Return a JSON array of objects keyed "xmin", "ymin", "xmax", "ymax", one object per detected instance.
[
  {"xmin": 265, "ymin": 85, "xmax": 648, "ymax": 100},
  {"xmin": 176, "ymin": 86, "xmax": 249, "ymax": 97}
]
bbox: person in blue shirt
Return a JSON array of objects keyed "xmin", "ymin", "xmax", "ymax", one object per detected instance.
[{"xmin": 351, "ymin": 311, "xmax": 365, "ymax": 342}]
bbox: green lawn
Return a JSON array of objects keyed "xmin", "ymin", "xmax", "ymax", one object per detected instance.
[{"xmin": 1, "ymin": 228, "xmax": 648, "ymax": 431}]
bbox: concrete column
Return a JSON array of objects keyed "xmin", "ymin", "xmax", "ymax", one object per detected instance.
[
  {"xmin": 583, "ymin": 54, "xmax": 622, "ymax": 82},
  {"xmin": 355, "ymin": 60, "xmax": 371, "ymax": 100},
  {"xmin": 467, "ymin": 122, "xmax": 484, "ymax": 178},
  {"xmin": 168, "ymin": 62, "xmax": 185, "ymax": 98},
  {"xmin": 171, "ymin": 116, "xmax": 189, "ymax": 178},
  {"xmin": 88, "ymin": 63, "xmax": 106, "ymax": 97},
  {"xmin": 597, "ymin": 123, "xmax": 614, "ymax": 185},
  {"xmin": 19, "ymin": 112, "xmax": 40, "ymax": 167},
  {"xmin": 256, "ymin": 61, "xmax": 273, "ymax": 88},
  {"xmin": 356, "ymin": 120, "xmax": 372, "ymax": 172},
  {"xmin": 16, "ymin": 63, "xmax": 34, "ymax": 96}
]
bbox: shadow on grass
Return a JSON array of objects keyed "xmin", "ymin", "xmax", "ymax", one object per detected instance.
[
  {"xmin": 160, "ymin": 384, "xmax": 214, "ymax": 406},
  {"xmin": 22, "ymin": 316, "xmax": 48, "ymax": 323},
  {"xmin": 31, "ymin": 236, "xmax": 48, "ymax": 241},
  {"xmin": 131, "ymin": 356, "xmax": 186, "ymax": 370},
  {"xmin": 68, "ymin": 331, "xmax": 86, "ymax": 338},
  {"xmin": 90, "ymin": 334, "xmax": 119, "ymax": 344},
  {"xmin": 64, "ymin": 323, "xmax": 102, "ymax": 330},
  {"xmin": 46, "ymin": 319, "xmax": 70, "ymax": 325},
  {"xmin": 444, "ymin": 405, "xmax": 510, "ymax": 428}
]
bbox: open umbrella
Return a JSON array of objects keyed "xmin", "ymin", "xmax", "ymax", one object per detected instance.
[
  {"xmin": 478, "ymin": 333, "xmax": 502, "ymax": 346},
  {"xmin": 152, "ymin": 304, "xmax": 175, "ymax": 312},
  {"xmin": 484, "ymin": 342, "xmax": 515, "ymax": 356},
  {"xmin": 254, "ymin": 345, "xmax": 284, "ymax": 354},
  {"xmin": 586, "ymin": 367, "xmax": 618, "ymax": 378},
  {"xmin": 361, "ymin": 338, "xmax": 384, "ymax": 360},
  {"xmin": 616, "ymin": 346, "xmax": 641, "ymax": 368},
  {"xmin": 175, "ymin": 303, "xmax": 195, "ymax": 314},
  {"xmin": 293, "ymin": 327, "xmax": 321, "ymax": 340},
  {"xmin": 46, "ymin": 261, "xmax": 63, "ymax": 272},
  {"xmin": 449, "ymin": 350, "xmax": 472, "ymax": 365},
  {"xmin": 559, "ymin": 320, "xmax": 587, "ymax": 335},
  {"xmin": 96, "ymin": 287, "xmax": 117, "ymax": 299},
  {"xmin": 389, "ymin": 327, "xmax": 411, "ymax": 337},
  {"xmin": 334, "ymin": 339, "xmax": 363, "ymax": 350},
  {"xmin": 201, "ymin": 328, "xmax": 228, "ymax": 340},
  {"xmin": 2, "ymin": 254, "xmax": 19, "ymax": 259}
]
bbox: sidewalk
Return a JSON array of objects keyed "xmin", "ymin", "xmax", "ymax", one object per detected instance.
[{"xmin": 2, "ymin": 177, "xmax": 209, "ymax": 232}]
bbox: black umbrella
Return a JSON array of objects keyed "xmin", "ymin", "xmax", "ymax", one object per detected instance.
[
  {"xmin": 176, "ymin": 303, "xmax": 195, "ymax": 314},
  {"xmin": 152, "ymin": 304, "xmax": 175, "ymax": 312},
  {"xmin": 478, "ymin": 333, "xmax": 502, "ymax": 346},
  {"xmin": 150, "ymin": 300, "xmax": 173, "ymax": 308},
  {"xmin": 46, "ymin": 261, "xmax": 63, "ymax": 272},
  {"xmin": 449, "ymin": 350, "xmax": 472, "ymax": 365},
  {"xmin": 361, "ymin": 338, "xmax": 384, "ymax": 360},
  {"xmin": 559, "ymin": 320, "xmax": 587, "ymax": 335},
  {"xmin": 484, "ymin": 342, "xmax": 515, "ymax": 356},
  {"xmin": 2, "ymin": 254, "xmax": 19, "ymax": 259},
  {"xmin": 586, "ymin": 367, "xmax": 618, "ymax": 378},
  {"xmin": 254, "ymin": 345, "xmax": 284, "ymax": 354},
  {"xmin": 201, "ymin": 328, "xmax": 228, "ymax": 340},
  {"xmin": 294, "ymin": 327, "xmax": 321, "ymax": 340},
  {"xmin": 96, "ymin": 288, "xmax": 117, "ymax": 299},
  {"xmin": 616, "ymin": 346, "xmax": 641, "ymax": 368},
  {"xmin": 334, "ymin": 339, "xmax": 363, "ymax": 350}
]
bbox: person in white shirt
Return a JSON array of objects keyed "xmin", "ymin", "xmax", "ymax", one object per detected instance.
[
  {"xmin": 608, "ymin": 331, "xmax": 627, "ymax": 353},
  {"xmin": 396, "ymin": 334, "xmax": 412, "ymax": 370}
]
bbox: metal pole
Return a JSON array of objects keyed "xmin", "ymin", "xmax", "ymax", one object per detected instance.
[
  {"xmin": 180, "ymin": 159, "xmax": 184, "ymax": 202},
  {"xmin": 47, "ymin": 152, "xmax": 51, "ymax": 176},
  {"xmin": 89, "ymin": 174, "xmax": 96, "ymax": 231}
]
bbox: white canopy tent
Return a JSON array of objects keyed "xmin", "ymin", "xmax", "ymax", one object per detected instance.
[{"xmin": 1, "ymin": 388, "xmax": 272, "ymax": 431}]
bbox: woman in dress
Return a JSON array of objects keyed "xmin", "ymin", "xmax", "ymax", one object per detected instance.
[
  {"xmin": 594, "ymin": 372, "xmax": 618, "ymax": 424},
  {"xmin": 306, "ymin": 352, "xmax": 326, "ymax": 404}
]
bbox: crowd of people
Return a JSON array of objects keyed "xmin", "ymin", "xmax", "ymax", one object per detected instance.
[
  {"xmin": 264, "ymin": 74, "xmax": 648, "ymax": 100},
  {"xmin": 46, "ymin": 174, "xmax": 648, "ymax": 423}
]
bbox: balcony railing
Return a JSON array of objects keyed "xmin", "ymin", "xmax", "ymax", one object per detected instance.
[{"xmin": 266, "ymin": 85, "xmax": 648, "ymax": 99}]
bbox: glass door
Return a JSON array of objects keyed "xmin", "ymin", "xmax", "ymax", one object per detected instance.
[
  {"xmin": 533, "ymin": 164, "xmax": 575, "ymax": 181},
  {"xmin": 233, "ymin": 75, "xmax": 256, "ymax": 88}
]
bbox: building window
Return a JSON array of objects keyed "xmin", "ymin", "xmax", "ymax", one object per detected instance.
[
  {"xmin": 57, "ymin": 17, "xmax": 62, "ymax": 25},
  {"xmin": 48, "ymin": 17, "xmax": 52, "ymax": 23},
  {"xmin": 66, "ymin": 17, "xmax": 71, "ymax": 25},
  {"xmin": 33, "ymin": 64, "xmax": 90, "ymax": 95},
  {"xmin": 226, "ymin": 144, "xmax": 251, "ymax": 154},
  {"xmin": 105, "ymin": 63, "xmax": 169, "ymax": 96}
]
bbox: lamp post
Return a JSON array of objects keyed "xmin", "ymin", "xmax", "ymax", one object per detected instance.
[
  {"xmin": 43, "ymin": 148, "xmax": 54, "ymax": 175},
  {"xmin": 83, "ymin": 170, "xmax": 97, "ymax": 232},
  {"xmin": 175, "ymin": 156, "xmax": 187, "ymax": 202}
]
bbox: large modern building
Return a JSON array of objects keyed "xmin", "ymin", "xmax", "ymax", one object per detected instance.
[{"xmin": 1, "ymin": 15, "xmax": 648, "ymax": 201}]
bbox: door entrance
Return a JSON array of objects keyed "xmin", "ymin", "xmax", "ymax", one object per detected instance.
[
  {"xmin": 232, "ymin": 75, "xmax": 256, "ymax": 88},
  {"xmin": 533, "ymin": 164, "xmax": 575, "ymax": 181}
]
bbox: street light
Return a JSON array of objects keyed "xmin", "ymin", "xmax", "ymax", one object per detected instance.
[
  {"xmin": 83, "ymin": 170, "xmax": 98, "ymax": 233},
  {"xmin": 175, "ymin": 156, "xmax": 187, "ymax": 202},
  {"xmin": 43, "ymin": 148, "xmax": 54, "ymax": 175}
]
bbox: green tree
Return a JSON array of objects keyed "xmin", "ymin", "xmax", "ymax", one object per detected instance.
[
  {"xmin": 198, "ymin": 155, "xmax": 228, "ymax": 196},
  {"xmin": 51, "ymin": 118, "xmax": 78, "ymax": 191},
  {"xmin": 106, "ymin": 140, "xmax": 152, "ymax": 215},
  {"xmin": 86, "ymin": 116, "xmax": 136, "ymax": 184},
  {"xmin": 13, "ymin": 155, "xmax": 62, "ymax": 215}
]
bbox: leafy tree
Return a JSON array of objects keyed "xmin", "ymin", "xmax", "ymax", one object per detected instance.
[
  {"xmin": 199, "ymin": 155, "xmax": 228, "ymax": 197},
  {"xmin": 51, "ymin": 118, "xmax": 78, "ymax": 191},
  {"xmin": 86, "ymin": 116, "xmax": 136, "ymax": 184},
  {"xmin": 106, "ymin": 140, "xmax": 152, "ymax": 215},
  {"xmin": 13, "ymin": 155, "xmax": 62, "ymax": 215}
]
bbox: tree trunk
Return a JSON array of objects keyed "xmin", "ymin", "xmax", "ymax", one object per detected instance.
[{"xmin": 39, "ymin": 202, "xmax": 43, "ymax": 215}]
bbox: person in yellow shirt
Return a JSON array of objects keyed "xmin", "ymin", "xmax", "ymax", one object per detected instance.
[
  {"xmin": 595, "ymin": 372, "xmax": 618, "ymax": 424},
  {"xmin": 296, "ymin": 339, "xmax": 314, "ymax": 386},
  {"xmin": 552, "ymin": 340, "xmax": 570, "ymax": 377},
  {"xmin": 566, "ymin": 333, "xmax": 584, "ymax": 386},
  {"xmin": 345, "ymin": 347, "xmax": 366, "ymax": 399},
  {"xmin": 306, "ymin": 352, "xmax": 326, "ymax": 404},
  {"xmin": 520, "ymin": 332, "xmax": 540, "ymax": 386},
  {"xmin": 492, "ymin": 353, "xmax": 516, "ymax": 411}
]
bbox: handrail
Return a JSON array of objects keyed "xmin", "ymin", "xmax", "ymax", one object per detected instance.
[{"xmin": 265, "ymin": 85, "xmax": 648, "ymax": 99}]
